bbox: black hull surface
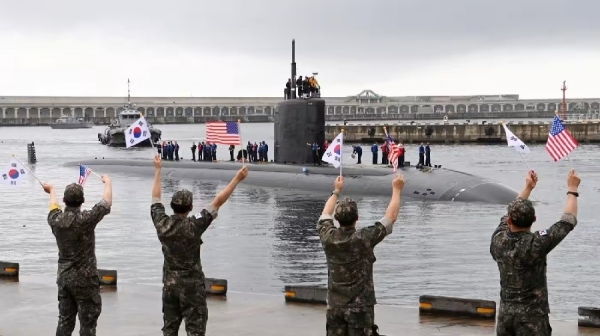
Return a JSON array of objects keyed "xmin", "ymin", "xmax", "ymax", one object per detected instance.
[{"xmin": 66, "ymin": 159, "xmax": 519, "ymax": 204}]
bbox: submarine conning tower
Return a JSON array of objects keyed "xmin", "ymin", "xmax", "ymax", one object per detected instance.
[{"xmin": 274, "ymin": 39, "xmax": 327, "ymax": 165}]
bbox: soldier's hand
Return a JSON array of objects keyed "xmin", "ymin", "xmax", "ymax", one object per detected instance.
[
  {"xmin": 392, "ymin": 174, "xmax": 405, "ymax": 190},
  {"xmin": 525, "ymin": 170, "xmax": 538, "ymax": 190},
  {"xmin": 567, "ymin": 169, "xmax": 580, "ymax": 191},
  {"xmin": 235, "ymin": 166, "xmax": 248, "ymax": 182},
  {"xmin": 154, "ymin": 154, "xmax": 161, "ymax": 169},
  {"xmin": 334, "ymin": 176, "xmax": 344, "ymax": 192},
  {"xmin": 41, "ymin": 183, "xmax": 54, "ymax": 194},
  {"xmin": 101, "ymin": 175, "xmax": 111, "ymax": 184}
]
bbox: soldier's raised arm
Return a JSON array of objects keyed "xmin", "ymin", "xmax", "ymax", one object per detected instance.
[
  {"xmin": 362, "ymin": 174, "xmax": 403, "ymax": 247},
  {"xmin": 42, "ymin": 183, "xmax": 62, "ymax": 223},
  {"xmin": 151, "ymin": 154, "xmax": 168, "ymax": 225},
  {"xmin": 533, "ymin": 169, "xmax": 580, "ymax": 256},
  {"xmin": 316, "ymin": 176, "xmax": 344, "ymax": 241},
  {"xmin": 209, "ymin": 166, "xmax": 248, "ymax": 211},
  {"xmin": 83, "ymin": 174, "xmax": 112, "ymax": 225}
]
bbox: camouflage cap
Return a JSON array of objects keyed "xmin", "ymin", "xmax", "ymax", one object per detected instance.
[
  {"xmin": 64, "ymin": 183, "xmax": 84, "ymax": 203},
  {"xmin": 334, "ymin": 197, "xmax": 359, "ymax": 224},
  {"xmin": 171, "ymin": 189, "xmax": 193, "ymax": 206},
  {"xmin": 507, "ymin": 197, "xmax": 535, "ymax": 226}
]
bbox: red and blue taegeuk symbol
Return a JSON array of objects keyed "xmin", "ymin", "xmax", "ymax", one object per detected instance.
[
  {"xmin": 333, "ymin": 144, "xmax": 341, "ymax": 155},
  {"xmin": 133, "ymin": 127, "xmax": 142, "ymax": 138},
  {"xmin": 8, "ymin": 169, "xmax": 19, "ymax": 179}
]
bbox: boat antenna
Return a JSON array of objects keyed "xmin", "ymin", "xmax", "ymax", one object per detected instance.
[
  {"xmin": 127, "ymin": 78, "xmax": 131, "ymax": 108},
  {"xmin": 291, "ymin": 39, "xmax": 296, "ymax": 100}
]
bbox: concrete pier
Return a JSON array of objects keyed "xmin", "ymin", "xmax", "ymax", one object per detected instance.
[
  {"xmin": 326, "ymin": 121, "xmax": 600, "ymax": 144},
  {"xmin": 0, "ymin": 277, "xmax": 597, "ymax": 335}
]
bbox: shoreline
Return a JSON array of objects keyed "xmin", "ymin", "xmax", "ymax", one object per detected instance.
[{"xmin": 0, "ymin": 275, "xmax": 596, "ymax": 335}]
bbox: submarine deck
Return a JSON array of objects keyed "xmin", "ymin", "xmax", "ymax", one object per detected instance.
[{"xmin": 0, "ymin": 277, "xmax": 595, "ymax": 335}]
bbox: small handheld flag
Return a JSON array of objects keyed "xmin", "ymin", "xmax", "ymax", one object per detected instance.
[
  {"xmin": 383, "ymin": 127, "xmax": 399, "ymax": 172},
  {"xmin": 501, "ymin": 121, "xmax": 532, "ymax": 171},
  {"xmin": 546, "ymin": 115, "xmax": 578, "ymax": 164},
  {"xmin": 1, "ymin": 157, "xmax": 30, "ymax": 186},
  {"xmin": 125, "ymin": 115, "xmax": 151, "ymax": 148},
  {"xmin": 206, "ymin": 121, "xmax": 241, "ymax": 145},
  {"xmin": 78, "ymin": 165, "xmax": 92, "ymax": 186},
  {"xmin": 501, "ymin": 122, "xmax": 530, "ymax": 153},
  {"xmin": 322, "ymin": 131, "xmax": 343, "ymax": 173}
]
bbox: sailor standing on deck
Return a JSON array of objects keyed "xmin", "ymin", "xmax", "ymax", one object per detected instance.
[
  {"xmin": 316, "ymin": 174, "xmax": 404, "ymax": 336},
  {"xmin": 191, "ymin": 142, "xmax": 197, "ymax": 161},
  {"xmin": 424, "ymin": 143, "xmax": 431, "ymax": 167},
  {"xmin": 352, "ymin": 145, "xmax": 362, "ymax": 164},
  {"xmin": 44, "ymin": 176, "xmax": 113, "ymax": 336},
  {"xmin": 418, "ymin": 143, "xmax": 425, "ymax": 166},
  {"xmin": 371, "ymin": 142, "xmax": 378, "ymax": 165},
  {"xmin": 491, "ymin": 170, "xmax": 580, "ymax": 336},
  {"xmin": 150, "ymin": 154, "xmax": 248, "ymax": 336}
]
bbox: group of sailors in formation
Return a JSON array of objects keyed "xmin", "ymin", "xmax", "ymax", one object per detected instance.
[
  {"xmin": 284, "ymin": 75, "xmax": 321, "ymax": 99},
  {"xmin": 308, "ymin": 139, "xmax": 432, "ymax": 168}
]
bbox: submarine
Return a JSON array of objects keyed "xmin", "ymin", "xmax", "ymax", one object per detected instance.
[{"xmin": 66, "ymin": 39, "xmax": 519, "ymax": 205}]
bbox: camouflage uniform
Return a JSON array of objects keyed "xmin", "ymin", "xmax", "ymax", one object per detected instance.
[
  {"xmin": 316, "ymin": 198, "xmax": 393, "ymax": 336},
  {"xmin": 47, "ymin": 183, "xmax": 112, "ymax": 336},
  {"xmin": 150, "ymin": 189, "xmax": 218, "ymax": 336},
  {"xmin": 490, "ymin": 197, "xmax": 577, "ymax": 336}
]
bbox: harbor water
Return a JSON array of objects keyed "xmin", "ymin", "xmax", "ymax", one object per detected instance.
[{"xmin": 0, "ymin": 123, "xmax": 598, "ymax": 320}]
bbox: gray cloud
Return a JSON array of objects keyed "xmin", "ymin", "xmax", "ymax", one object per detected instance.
[{"xmin": 1, "ymin": 0, "xmax": 599, "ymax": 89}]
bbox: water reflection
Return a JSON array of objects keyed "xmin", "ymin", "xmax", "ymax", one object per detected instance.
[
  {"xmin": 272, "ymin": 194, "xmax": 326, "ymax": 286},
  {"xmin": 162, "ymin": 178, "xmax": 181, "ymax": 194}
]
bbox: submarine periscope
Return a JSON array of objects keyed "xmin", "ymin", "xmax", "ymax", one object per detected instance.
[{"xmin": 66, "ymin": 39, "xmax": 519, "ymax": 205}]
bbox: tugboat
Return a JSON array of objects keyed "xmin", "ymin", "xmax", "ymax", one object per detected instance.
[
  {"xmin": 50, "ymin": 115, "xmax": 94, "ymax": 129},
  {"xmin": 98, "ymin": 81, "xmax": 162, "ymax": 147}
]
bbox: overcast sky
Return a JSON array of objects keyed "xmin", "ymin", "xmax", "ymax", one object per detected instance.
[{"xmin": 0, "ymin": 0, "xmax": 598, "ymax": 99}]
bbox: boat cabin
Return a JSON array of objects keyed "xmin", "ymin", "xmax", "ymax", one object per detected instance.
[
  {"xmin": 113, "ymin": 105, "xmax": 144, "ymax": 128},
  {"xmin": 55, "ymin": 115, "xmax": 86, "ymax": 124}
]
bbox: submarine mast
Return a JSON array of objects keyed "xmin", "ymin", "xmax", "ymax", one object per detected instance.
[{"xmin": 291, "ymin": 39, "xmax": 297, "ymax": 100}]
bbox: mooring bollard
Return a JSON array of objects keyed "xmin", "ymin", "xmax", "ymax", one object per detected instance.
[
  {"xmin": 97, "ymin": 269, "xmax": 117, "ymax": 286},
  {"xmin": 419, "ymin": 295, "xmax": 496, "ymax": 319},
  {"xmin": 205, "ymin": 278, "xmax": 228, "ymax": 296},
  {"xmin": 0, "ymin": 261, "xmax": 19, "ymax": 278},
  {"xmin": 284, "ymin": 285, "xmax": 327, "ymax": 304},
  {"xmin": 27, "ymin": 142, "xmax": 37, "ymax": 164},
  {"xmin": 578, "ymin": 307, "xmax": 600, "ymax": 328}
]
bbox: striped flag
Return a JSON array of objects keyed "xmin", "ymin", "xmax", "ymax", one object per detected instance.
[
  {"xmin": 206, "ymin": 121, "xmax": 241, "ymax": 145},
  {"xmin": 546, "ymin": 115, "xmax": 578, "ymax": 162},
  {"xmin": 386, "ymin": 134, "xmax": 399, "ymax": 172},
  {"xmin": 78, "ymin": 165, "xmax": 92, "ymax": 186}
]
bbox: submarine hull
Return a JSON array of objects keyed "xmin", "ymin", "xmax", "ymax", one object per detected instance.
[{"xmin": 67, "ymin": 159, "xmax": 519, "ymax": 205}]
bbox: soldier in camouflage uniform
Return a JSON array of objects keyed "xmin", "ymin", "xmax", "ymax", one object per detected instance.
[
  {"xmin": 43, "ymin": 175, "xmax": 113, "ymax": 336},
  {"xmin": 317, "ymin": 174, "xmax": 404, "ymax": 336},
  {"xmin": 150, "ymin": 154, "xmax": 248, "ymax": 336},
  {"xmin": 490, "ymin": 169, "xmax": 580, "ymax": 336}
]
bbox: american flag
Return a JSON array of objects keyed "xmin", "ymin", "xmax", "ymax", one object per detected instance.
[
  {"xmin": 546, "ymin": 115, "xmax": 579, "ymax": 162},
  {"xmin": 78, "ymin": 165, "xmax": 92, "ymax": 186},
  {"xmin": 386, "ymin": 134, "xmax": 399, "ymax": 172},
  {"xmin": 206, "ymin": 121, "xmax": 241, "ymax": 145}
]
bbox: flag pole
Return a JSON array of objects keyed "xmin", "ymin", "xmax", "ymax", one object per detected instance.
[
  {"xmin": 238, "ymin": 119, "xmax": 245, "ymax": 166},
  {"xmin": 339, "ymin": 129, "xmax": 344, "ymax": 177},
  {"xmin": 11, "ymin": 154, "xmax": 43, "ymax": 185},
  {"xmin": 518, "ymin": 152, "xmax": 533, "ymax": 171},
  {"xmin": 140, "ymin": 113, "xmax": 155, "ymax": 150}
]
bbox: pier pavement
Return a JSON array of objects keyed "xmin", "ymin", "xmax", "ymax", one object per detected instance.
[{"xmin": 0, "ymin": 276, "xmax": 596, "ymax": 335}]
